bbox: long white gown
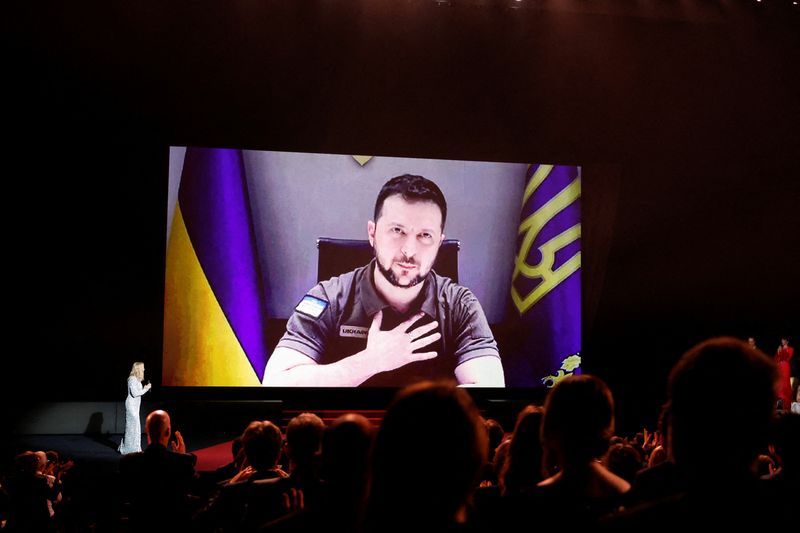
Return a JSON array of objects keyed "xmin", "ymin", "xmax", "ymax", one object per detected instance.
[{"xmin": 118, "ymin": 376, "xmax": 146, "ymax": 454}]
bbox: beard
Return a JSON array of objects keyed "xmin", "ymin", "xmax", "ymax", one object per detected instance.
[{"xmin": 375, "ymin": 255, "xmax": 427, "ymax": 289}]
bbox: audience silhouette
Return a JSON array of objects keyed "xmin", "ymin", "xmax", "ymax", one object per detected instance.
[
  {"xmin": 118, "ymin": 409, "xmax": 198, "ymax": 530},
  {"xmin": 363, "ymin": 380, "xmax": 487, "ymax": 533},
  {"xmin": 1, "ymin": 451, "xmax": 61, "ymax": 532},
  {"xmin": 194, "ymin": 419, "xmax": 287, "ymax": 532},
  {"xmin": 498, "ymin": 405, "xmax": 545, "ymax": 497},
  {"xmin": 262, "ymin": 413, "xmax": 374, "ymax": 532},
  {"xmin": 3, "ymin": 336, "xmax": 798, "ymax": 531},
  {"xmin": 507, "ymin": 374, "xmax": 630, "ymax": 528},
  {"xmin": 603, "ymin": 336, "xmax": 786, "ymax": 529}
]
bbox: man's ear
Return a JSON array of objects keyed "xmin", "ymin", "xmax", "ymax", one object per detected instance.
[{"xmin": 367, "ymin": 220, "xmax": 376, "ymax": 247}]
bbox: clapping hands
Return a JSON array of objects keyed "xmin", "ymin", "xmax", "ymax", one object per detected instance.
[{"xmin": 170, "ymin": 430, "xmax": 186, "ymax": 453}]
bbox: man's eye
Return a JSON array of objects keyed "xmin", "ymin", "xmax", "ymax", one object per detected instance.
[{"xmin": 391, "ymin": 227, "xmax": 403, "ymax": 234}]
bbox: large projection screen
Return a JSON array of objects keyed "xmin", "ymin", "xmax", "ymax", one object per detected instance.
[{"xmin": 164, "ymin": 147, "xmax": 581, "ymax": 389}]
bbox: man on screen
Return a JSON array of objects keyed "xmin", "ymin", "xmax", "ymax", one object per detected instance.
[{"xmin": 262, "ymin": 174, "xmax": 505, "ymax": 387}]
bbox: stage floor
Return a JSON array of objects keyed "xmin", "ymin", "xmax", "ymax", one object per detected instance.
[{"xmin": 1, "ymin": 433, "xmax": 236, "ymax": 475}]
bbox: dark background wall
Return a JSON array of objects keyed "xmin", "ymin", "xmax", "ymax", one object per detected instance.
[{"xmin": 5, "ymin": 0, "xmax": 799, "ymax": 434}]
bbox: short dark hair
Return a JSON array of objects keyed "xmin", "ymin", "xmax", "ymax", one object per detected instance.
[
  {"xmin": 241, "ymin": 420, "xmax": 283, "ymax": 471},
  {"xmin": 286, "ymin": 412, "xmax": 325, "ymax": 460},
  {"xmin": 374, "ymin": 174, "xmax": 447, "ymax": 229}
]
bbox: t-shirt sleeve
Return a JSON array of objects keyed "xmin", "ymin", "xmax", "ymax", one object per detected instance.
[
  {"xmin": 451, "ymin": 288, "xmax": 500, "ymax": 366},
  {"xmin": 275, "ymin": 284, "xmax": 335, "ymax": 363}
]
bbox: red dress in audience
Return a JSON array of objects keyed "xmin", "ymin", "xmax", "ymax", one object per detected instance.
[{"xmin": 775, "ymin": 344, "xmax": 794, "ymax": 409}]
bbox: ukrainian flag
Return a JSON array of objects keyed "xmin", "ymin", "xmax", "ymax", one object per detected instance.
[
  {"xmin": 163, "ymin": 148, "xmax": 268, "ymax": 386},
  {"xmin": 507, "ymin": 164, "xmax": 582, "ymax": 388}
]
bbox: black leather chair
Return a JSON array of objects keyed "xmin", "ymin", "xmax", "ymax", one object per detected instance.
[{"xmin": 316, "ymin": 237, "xmax": 460, "ymax": 283}]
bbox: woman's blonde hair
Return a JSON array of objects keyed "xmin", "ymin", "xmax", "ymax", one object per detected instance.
[{"xmin": 129, "ymin": 362, "xmax": 145, "ymax": 380}]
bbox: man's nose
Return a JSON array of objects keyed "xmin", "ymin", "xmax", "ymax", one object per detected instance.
[{"xmin": 401, "ymin": 235, "xmax": 417, "ymax": 259}]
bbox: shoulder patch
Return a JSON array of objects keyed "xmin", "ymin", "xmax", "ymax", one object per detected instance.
[{"xmin": 295, "ymin": 294, "xmax": 329, "ymax": 319}]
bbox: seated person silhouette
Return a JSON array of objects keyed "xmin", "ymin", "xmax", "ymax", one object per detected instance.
[
  {"xmin": 362, "ymin": 380, "xmax": 488, "ymax": 532},
  {"xmin": 118, "ymin": 409, "xmax": 198, "ymax": 529},
  {"xmin": 503, "ymin": 375, "xmax": 629, "ymax": 529},
  {"xmin": 193, "ymin": 420, "xmax": 287, "ymax": 531},
  {"xmin": 602, "ymin": 337, "xmax": 786, "ymax": 529},
  {"xmin": 262, "ymin": 413, "xmax": 374, "ymax": 532}
]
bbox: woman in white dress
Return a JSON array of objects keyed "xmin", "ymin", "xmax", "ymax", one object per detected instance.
[{"xmin": 118, "ymin": 362, "xmax": 152, "ymax": 454}]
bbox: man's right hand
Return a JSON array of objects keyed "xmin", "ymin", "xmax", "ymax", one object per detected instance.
[{"xmin": 365, "ymin": 310, "xmax": 440, "ymax": 373}]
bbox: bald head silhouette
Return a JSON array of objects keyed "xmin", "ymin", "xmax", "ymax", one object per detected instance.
[{"xmin": 145, "ymin": 409, "xmax": 172, "ymax": 446}]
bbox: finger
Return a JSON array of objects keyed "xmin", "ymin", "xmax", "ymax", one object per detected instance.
[
  {"xmin": 409, "ymin": 350, "xmax": 438, "ymax": 362},
  {"xmin": 297, "ymin": 487, "xmax": 304, "ymax": 509},
  {"xmin": 397, "ymin": 312, "xmax": 426, "ymax": 331},
  {"xmin": 408, "ymin": 320, "xmax": 439, "ymax": 339},
  {"xmin": 370, "ymin": 310, "xmax": 383, "ymax": 332},
  {"xmin": 281, "ymin": 492, "xmax": 290, "ymax": 511},
  {"xmin": 410, "ymin": 332, "xmax": 441, "ymax": 351}
]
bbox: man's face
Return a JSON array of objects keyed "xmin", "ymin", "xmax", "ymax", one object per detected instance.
[{"xmin": 368, "ymin": 195, "xmax": 444, "ymax": 288}]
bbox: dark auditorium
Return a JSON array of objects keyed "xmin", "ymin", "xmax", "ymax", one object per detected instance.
[{"xmin": 2, "ymin": 1, "xmax": 798, "ymax": 531}]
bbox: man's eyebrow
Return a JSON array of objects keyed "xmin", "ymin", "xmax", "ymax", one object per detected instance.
[{"xmin": 387, "ymin": 221, "xmax": 438, "ymax": 234}]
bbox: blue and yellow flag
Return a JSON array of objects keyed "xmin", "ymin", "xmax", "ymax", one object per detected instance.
[
  {"xmin": 507, "ymin": 164, "xmax": 581, "ymax": 388},
  {"xmin": 163, "ymin": 148, "xmax": 269, "ymax": 386}
]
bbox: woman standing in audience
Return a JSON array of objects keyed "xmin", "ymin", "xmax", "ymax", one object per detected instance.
[
  {"xmin": 775, "ymin": 337, "xmax": 794, "ymax": 410},
  {"xmin": 118, "ymin": 362, "xmax": 152, "ymax": 455}
]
